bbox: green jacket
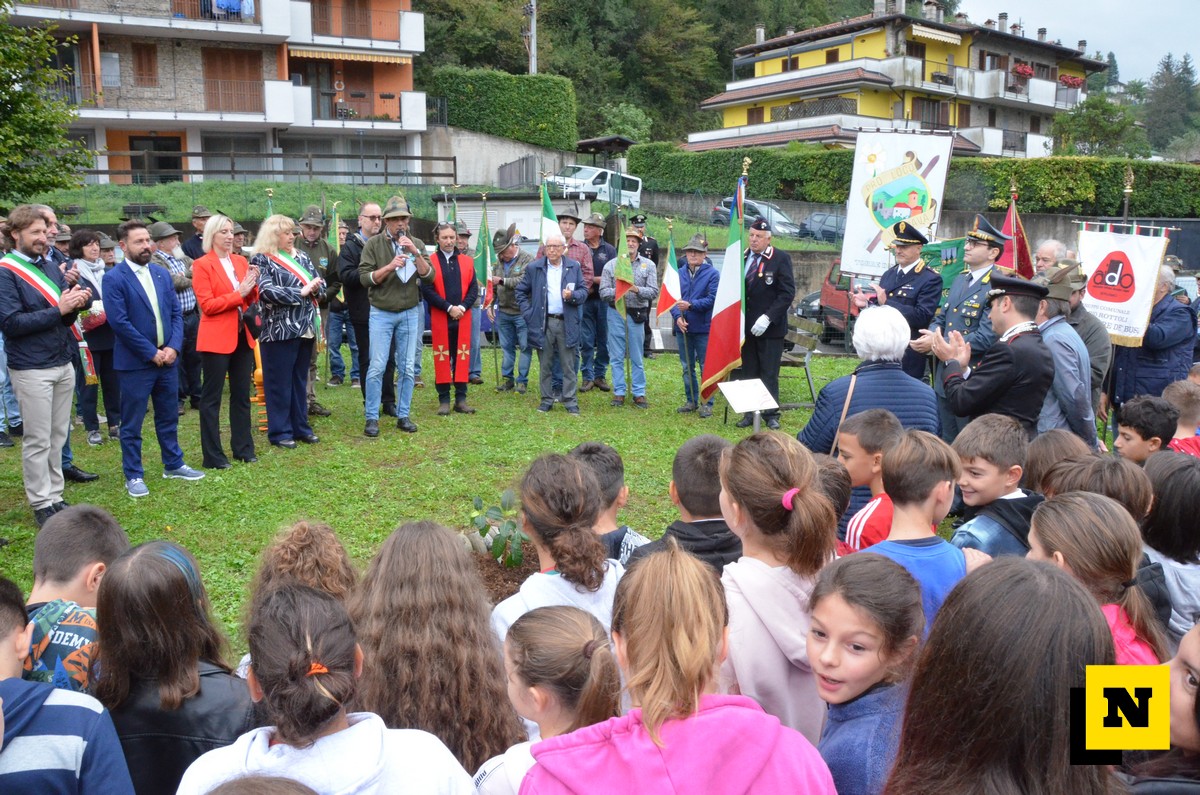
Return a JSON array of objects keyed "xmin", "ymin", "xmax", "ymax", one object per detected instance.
[
  {"xmin": 358, "ymin": 232, "xmax": 431, "ymax": 312},
  {"xmin": 492, "ymin": 249, "xmax": 533, "ymax": 315},
  {"xmin": 295, "ymin": 236, "xmax": 334, "ymax": 306}
]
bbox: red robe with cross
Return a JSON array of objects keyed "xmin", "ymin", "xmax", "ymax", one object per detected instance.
[{"xmin": 422, "ymin": 250, "xmax": 478, "ymax": 384}]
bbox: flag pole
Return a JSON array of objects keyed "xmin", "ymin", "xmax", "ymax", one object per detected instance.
[
  {"xmin": 481, "ymin": 190, "xmax": 500, "ymax": 390},
  {"xmin": 668, "ymin": 217, "xmax": 691, "ymax": 398}
]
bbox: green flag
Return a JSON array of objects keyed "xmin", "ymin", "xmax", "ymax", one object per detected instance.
[
  {"xmin": 475, "ymin": 208, "xmax": 494, "ymax": 307},
  {"xmin": 613, "ymin": 218, "xmax": 635, "ymax": 318}
]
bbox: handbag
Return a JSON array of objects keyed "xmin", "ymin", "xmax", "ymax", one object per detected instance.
[
  {"xmin": 241, "ymin": 302, "xmax": 263, "ymax": 340},
  {"xmin": 829, "ymin": 374, "xmax": 858, "ymax": 456},
  {"xmin": 627, "ymin": 306, "xmax": 650, "ymax": 325}
]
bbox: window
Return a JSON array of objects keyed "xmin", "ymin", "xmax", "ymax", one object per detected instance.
[
  {"xmin": 201, "ymin": 48, "xmax": 264, "ymax": 112},
  {"xmin": 979, "ymin": 51, "xmax": 1008, "ymax": 71},
  {"xmin": 747, "ymin": 106, "xmax": 765, "ymax": 125},
  {"xmin": 825, "ymin": 49, "xmax": 840, "ymax": 64},
  {"xmin": 912, "ymin": 97, "xmax": 949, "ymax": 127},
  {"xmin": 987, "ymin": 108, "xmax": 997, "ymax": 127},
  {"xmin": 99, "ymin": 52, "xmax": 120, "ymax": 88},
  {"xmin": 906, "ymin": 40, "xmax": 926, "ymax": 60},
  {"xmin": 1030, "ymin": 116, "xmax": 1041, "ymax": 134},
  {"xmin": 132, "ymin": 43, "xmax": 157, "ymax": 87},
  {"xmin": 781, "ymin": 56, "xmax": 799, "ymax": 72},
  {"xmin": 957, "ymin": 103, "xmax": 971, "ymax": 127},
  {"xmin": 1034, "ymin": 62, "xmax": 1052, "ymax": 80}
]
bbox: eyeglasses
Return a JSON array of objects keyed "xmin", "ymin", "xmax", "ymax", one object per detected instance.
[
  {"xmin": 360, "ymin": 215, "xmax": 382, "ymax": 222},
  {"xmin": 964, "ymin": 239, "xmax": 984, "ymax": 249}
]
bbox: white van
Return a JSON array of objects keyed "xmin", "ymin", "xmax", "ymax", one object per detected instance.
[{"xmin": 550, "ymin": 165, "xmax": 642, "ymax": 208}]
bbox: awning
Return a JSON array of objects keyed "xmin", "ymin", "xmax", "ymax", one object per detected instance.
[
  {"xmin": 289, "ymin": 48, "xmax": 411, "ymax": 64},
  {"xmin": 910, "ymin": 24, "xmax": 961, "ymax": 45}
]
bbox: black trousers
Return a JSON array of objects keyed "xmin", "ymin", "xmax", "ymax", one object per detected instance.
[
  {"xmin": 178, "ymin": 310, "xmax": 203, "ymax": 404},
  {"xmin": 434, "ymin": 320, "xmax": 467, "ymax": 404},
  {"xmin": 199, "ymin": 333, "xmax": 256, "ymax": 466},
  {"xmin": 78, "ymin": 347, "xmax": 120, "ymax": 432},
  {"xmin": 352, "ymin": 319, "xmax": 396, "ymax": 410},
  {"xmin": 740, "ymin": 336, "xmax": 785, "ymax": 418}
]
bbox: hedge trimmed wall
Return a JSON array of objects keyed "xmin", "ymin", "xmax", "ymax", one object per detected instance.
[
  {"xmin": 627, "ymin": 143, "xmax": 1200, "ymax": 218},
  {"xmin": 431, "ymin": 66, "xmax": 578, "ymax": 152}
]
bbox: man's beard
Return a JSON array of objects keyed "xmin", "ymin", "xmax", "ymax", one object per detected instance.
[{"xmin": 129, "ymin": 248, "xmax": 152, "ymax": 266}]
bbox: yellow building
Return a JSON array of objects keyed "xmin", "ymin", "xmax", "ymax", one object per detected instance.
[{"xmin": 686, "ymin": 0, "xmax": 1104, "ymax": 158}]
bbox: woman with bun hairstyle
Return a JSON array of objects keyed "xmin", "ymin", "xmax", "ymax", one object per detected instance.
[
  {"xmin": 491, "ymin": 454, "xmax": 623, "ymax": 642},
  {"xmin": 717, "ymin": 431, "xmax": 837, "ymax": 744},
  {"xmin": 177, "ymin": 584, "xmax": 474, "ymax": 795},
  {"xmin": 883, "ymin": 558, "xmax": 1116, "ymax": 795},
  {"xmin": 350, "ymin": 521, "xmax": 524, "ymax": 773},
  {"xmin": 520, "ymin": 541, "xmax": 836, "ymax": 794},
  {"xmin": 475, "ymin": 605, "xmax": 621, "ymax": 795}
]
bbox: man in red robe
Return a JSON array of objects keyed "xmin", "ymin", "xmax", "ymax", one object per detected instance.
[{"xmin": 420, "ymin": 223, "xmax": 479, "ymax": 415}]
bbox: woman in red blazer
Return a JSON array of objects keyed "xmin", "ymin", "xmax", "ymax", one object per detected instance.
[{"xmin": 192, "ymin": 214, "xmax": 260, "ymax": 469}]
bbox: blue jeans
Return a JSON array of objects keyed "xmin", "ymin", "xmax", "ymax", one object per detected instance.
[
  {"xmin": 366, "ymin": 306, "xmax": 419, "ymax": 421},
  {"xmin": 327, "ymin": 310, "xmax": 359, "ymax": 380},
  {"xmin": 581, "ymin": 296, "xmax": 609, "ymax": 382},
  {"xmin": 676, "ymin": 330, "xmax": 711, "ymax": 406},
  {"xmin": 469, "ymin": 303, "xmax": 482, "ymax": 379},
  {"xmin": 413, "ymin": 300, "xmax": 425, "ymax": 378},
  {"xmin": 0, "ymin": 332, "xmax": 22, "ymax": 430},
  {"xmin": 496, "ymin": 311, "xmax": 531, "ymax": 384},
  {"xmin": 607, "ymin": 307, "xmax": 646, "ymax": 398}
]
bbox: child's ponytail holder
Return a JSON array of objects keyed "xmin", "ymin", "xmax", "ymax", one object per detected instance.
[
  {"xmin": 306, "ymin": 661, "xmax": 329, "ymax": 677},
  {"xmin": 781, "ymin": 487, "xmax": 800, "ymax": 510}
]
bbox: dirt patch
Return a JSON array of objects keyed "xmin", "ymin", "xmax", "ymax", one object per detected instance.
[{"xmin": 475, "ymin": 542, "xmax": 539, "ymax": 604}]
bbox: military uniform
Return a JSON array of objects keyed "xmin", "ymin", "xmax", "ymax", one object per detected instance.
[
  {"xmin": 739, "ymin": 219, "xmax": 796, "ymax": 426},
  {"xmin": 869, "ymin": 221, "xmax": 943, "ymax": 380},
  {"xmin": 632, "ymin": 214, "xmax": 659, "ymax": 357}
]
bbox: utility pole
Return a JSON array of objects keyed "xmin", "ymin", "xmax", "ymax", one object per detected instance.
[{"xmin": 524, "ymin": 0, "xmax": 537, "ymax": 75}]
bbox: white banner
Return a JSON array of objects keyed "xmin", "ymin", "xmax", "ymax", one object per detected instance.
[
  {"xmin": 1077, "ymin": 229, "xmax": 1169, "ymax": 346},
  {"xmin": 839, "ymin": 131, "xmax": 954, "ymax": 278}
]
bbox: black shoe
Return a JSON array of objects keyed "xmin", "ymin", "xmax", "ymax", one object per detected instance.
[
  {"xmin": 190, "ymin": 398, "xmax": 202, "ymax": 410},
  {"xmin": 205, "ymin": 460, "xmax": 232, "ymax": 470},
  {"xmin": 437, "ymin": 403, "xmax": 451, "ymax": 416},
  {"xmin": 235, "ymin": 454, "xmax": 258, "ymax": 463},
  {"xmin": 328, "ymin": 375, "xmax": 344, "ymax": 387},
  {"xmin": 108, "ymin": 425, "xmax": 120, "ymax": 440},
  {"xmin": 177, "ymin": 403, "xmax": 186, "ymax": 416},
  {"xmin": 566, "ymin": 406, "xmax": 580, "ymax": 415},
  {"xmin": 735, "ymin": 415, "xmax": 754, "ymax": 429},
  {"xmin": 381, "ymin": 403, "xmax": 398, "ymax": 418},
  {"xmin": 297, "ymin": 434, "xmax": 320, "ymax": 444},
  {"xmin": 364, "ymin": 420, "xmax": 380, "ymax": 438},
  {"xmin": 766, "ymin": 416, "xmax": 781, "ymax": 431},
  {"xmin": 0, "ymin": 431, "xmax": 12, "ymax": 448},
  {"xmin": 33, "ymin": 506, "xmax": 56, "ymax": 526},
  {"xmin": 397, "ymin": 417, "xmax": 418, "ymax": 433},
  {"xmin": 537, "ymin": 401, "xmax": 553, "ymax": 412},
  {"xmin": 7, "ymin": 422, "xmax": 22, "ymax": 437},
  {"xmin": 63, "ymin": 464, "xmax": 99, "ymax": 483},
  {"xmin": 496, "ymin": 379, "xmax": 514, "ymax": 393},
  {"xmin": 308, "ymin": 402, "xmax": 332, "ymax": 417},
  {"xmin": 51, "ymin": 500, "xmax": 69, "ymax": 513},
  {"xmin": 271, "ymin": 439, "xmax": 298, "ymax": 449},
  {"xmin": 468, "ymin": 375, "xmax": 484, "ymax": 385}
]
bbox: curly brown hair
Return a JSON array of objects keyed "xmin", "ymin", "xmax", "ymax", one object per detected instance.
[
  {"xmin": 347, "ymin": 521, "xmax": 525, "ymax": 771},
  {"xmin": 251, "ymin": 521, "xmax": 357, "ymax": 603}
]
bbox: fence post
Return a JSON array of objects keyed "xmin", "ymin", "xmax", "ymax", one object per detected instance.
[
  {"xmin": 307, "ymin": 154, "xmax": 313, "ymax": 181},
  {"xmin": 230, "ymin": 149, "xmax": 236, "ymax": 181}
]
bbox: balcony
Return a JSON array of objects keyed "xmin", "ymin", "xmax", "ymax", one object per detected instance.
[
  {"xmin": 204, "ymin": 78, "xmax": 264, "ymax": 113},
  {"xmin": 770, "ymin": 96, "xmax": 857, "ymax": 122},
  {"xmin": 17, "ymin": 0, "xmax": 262, "ymax": 23},
  {"xmin": 297, "ymin": 85, "xmax": 426, "ymax": 131},
  {"xmin": 298, "ymin": 0, "xmax": 423, "ymax": 49},
  {"xmin": 958, "ymin": 126, "xmax": 1051, "ymax": 158}
]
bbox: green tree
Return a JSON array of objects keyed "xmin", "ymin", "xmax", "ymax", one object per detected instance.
[
  {"xmin": 1144, "ymin": 53, "xmax": 1200, "ymax": 150},
  {"xmin": 414, "ymin": 0, "xmax": 528, "ymax": 88},
  {"xmin": 1124, "ymin": 78, "xmax": 1148, "ymax": 104},
  {"xmin": 0, "ymin": 3, "xmax": 90, "ymax": 199},
  {"xmin": 1086, "ymin": 51, "xmax": 1108, "ymax": 93},
  {"xmin": 1164, "ymin": 130, "xmax": 1200, "ymax": 163},
  {"xmin": 1105, "ymin": 51, "xmax": 1120, "ymax": 87},
  {"xmin": 1051, "ymin": 94, "xmax": 1151, "ymax": 157},
  {"xmin": 598, "ymin": 102, "xmax": 652, "ymax": 143}
]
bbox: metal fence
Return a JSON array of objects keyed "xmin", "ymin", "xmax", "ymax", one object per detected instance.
[
  {"xmin": 497, "ymin": 154, "xmax": 540, "ymax": 189},
  {"xmin": 88, "ymin": 149, "xmax": 457, "ymax": 184}
]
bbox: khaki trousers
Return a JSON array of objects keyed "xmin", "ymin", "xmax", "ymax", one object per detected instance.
[{"xmin": 10, "ymin": 362, "xmax": 75, "ymax": 509}]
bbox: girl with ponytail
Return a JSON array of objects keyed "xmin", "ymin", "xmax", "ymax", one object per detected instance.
[
  {"xmin": 1028, "ymin": 492, "xmax": 1168, "ymax": 664},
  {"xmin": 491, "ymin": 454, "xmax": 623, "ymax": 643},
  {"xmin": 717, "ymin": 431, "xmax": 837, "ymax": 744},
  {"xmin": 520, "ymin": 541, "xmax": 836, "ymax": 794},
  {"xmin": 475, "ymin": 606, "xmax": 621, "ymax": 795},
  {"xmin": 177, "ymin": 585, "xmax": 474, "ymax": 795}
]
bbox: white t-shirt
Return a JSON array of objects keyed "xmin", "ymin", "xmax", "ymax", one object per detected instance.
[
  {"xmin": 474, "ymin": 740, "xmax": 536, "ymax": 795},
  {"xmin": 490, "ymin": 561, "xmax": 624, "ymax": 644}
]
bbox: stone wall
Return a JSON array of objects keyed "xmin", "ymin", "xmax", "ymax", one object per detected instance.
[
  {"xmin": 100, "ymin": 38, "xmax": 276, "ymax": 112},
  {"xmin": 419, "ymin": 126, "xmax": 573, "ymax": 187}
]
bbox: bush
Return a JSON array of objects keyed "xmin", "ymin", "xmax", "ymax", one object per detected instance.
[
  {"xmin": 432, "ymin": 66, "xmax": 577, "ymax": 151},
  {"xmin": 627, "ymin": 144, "xmax": 1200, "ymax": 218}
]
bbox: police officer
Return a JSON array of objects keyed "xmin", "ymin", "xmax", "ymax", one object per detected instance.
[
  {"xmin": 852, "ymin": 220, "xmax": 943, "ymax": 380},
  {"xmin": 737, "ymin": 218, "xmax": 796, "ymax": 431},
  {"xmin": 631, "ymin": 214, "xmax": 659, "ymax": 358},
  {"xmin": 295, "ymin": 204, "xmax": 334, "ymax": 418},
  {"xmin": 912, "ymin": 213, "xmax": 1006, "ymax": 442}
]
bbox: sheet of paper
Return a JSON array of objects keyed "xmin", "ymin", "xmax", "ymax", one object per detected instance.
[{"xmin": 718, "ymin": 379, "xmax": 778, "ymax": 414}]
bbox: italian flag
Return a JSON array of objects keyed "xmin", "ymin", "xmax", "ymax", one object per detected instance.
[
  {"xmin": 612, "ymin": 217, "xmax": 635, "ymax": 318},
  {"xmin": 656, "ymin": 230, "xmax": 680, "ymax": 318},
  {"xmin": 475, "ymin": 205, "xmax": 495, "ymax": 307},
  {"xmin": 701, "ymin": 176, "xmax": 747, "ymax": 400},
  {"xmin": 539, "ymin": 182, "xmax": 559, "ymax": 244}
]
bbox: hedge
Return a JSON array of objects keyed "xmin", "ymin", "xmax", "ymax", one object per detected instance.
[
  {"xmin": 431, "ymin": 66, "xmax": 578, "ymax": 152},
  {"xmin": 627, "ymin": 143, "xmax": 1200, "ymax": 218}
]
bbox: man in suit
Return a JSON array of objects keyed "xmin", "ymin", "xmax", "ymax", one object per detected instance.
[
  {"xmin": 736, "ymin": 218, "xmax": 796, "ymax": 431},
  {"xmin": 930, "ymin": 274, "xmax": 1055, "ymax": 440},
  {"xmin": 912, "ymin": 213, "xmax": 1005, "ymax": 442},
  {"xmin": 852, "ymin": 220, "xmax": 943, "ymax": 380},
  {"xmin": 104, "ymin": 220, "xmax": 204, "ymax": 498},
  {"xmin": 149, "ymin": 221, "xmax": 202, "ymax": 416},
  {"xmin": 516, "ymin": 232, "xmax": 588, "ymax": 415}
]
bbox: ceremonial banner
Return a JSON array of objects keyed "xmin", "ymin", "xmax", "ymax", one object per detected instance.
[
  {"xmin": 997, "ymin": 198, "xmax": 1034, "ymax": 278},
  {"xmin": 701, "ymin": 176, "xmax": 747, "ymax": 400},
  {"xmin": 918, "ymin": 237, "xmax": 967, "ymax": 294},
  {"xmin": 1077, "ymin": 228, "xmax": 1169, "ymax": 346},
  {"xmin": 841, "ymin": 132, "xmax": 954, "ymax": 278}
]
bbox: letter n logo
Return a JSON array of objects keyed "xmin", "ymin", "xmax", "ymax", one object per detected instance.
[{"xmin": 1084, "ymin": 665, "xmax": 1170, "ymax": 752}]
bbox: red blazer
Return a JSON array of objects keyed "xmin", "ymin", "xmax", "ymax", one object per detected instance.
[{"xmin": 193, "ymin": 251, "xmax": 258, "ymax": 354}]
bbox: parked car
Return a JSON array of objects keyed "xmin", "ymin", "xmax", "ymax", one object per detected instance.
[
  {"xmin": 549, "ymin": 165, "xmax": 642, "ymax": 208},
  {"xmin": 802, "ymin": 212, "xmax": 846, "ymax": 243},
  {"xmin": 818, "ymin": 260, "xmax": 875, "ymax": 342},
  {"xmin": 795, "ymin": 289, "xmax": 822, "ymax": 320},
  {"xmin": 709, "ymin": 198, "xmax": 806, "ymax": 238}
]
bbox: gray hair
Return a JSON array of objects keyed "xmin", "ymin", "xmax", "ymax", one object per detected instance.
[
  {"xmin": 852, "ymin": 305, "xmax": 911, "ymax": 362},
  {"xmin": 1036, "ymin": 239, "xmax": 1067, "ymax": 259},
  {"xmin": 1159, "ymin": 266, "xmax": 1177, "ymax": 289},
  {"xmin": 1042, "ymin": 296, "xmax": 1070, "ymax": 319},
  {"xmin": 544, "ymin": 232, "xmax": 566, "ymax": 248}
]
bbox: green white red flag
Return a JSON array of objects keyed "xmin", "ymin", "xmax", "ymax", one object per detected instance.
[
  {"xmin": 656, "ymin": 229, "xmax": 680, "ymax": 318},
  {"xmin": 701, "ymin": 176, "xmax": 747, "ymax": 400},
  {"xmin": 539, "ymin": 182, "xmax": 559, "ymax": 245}
]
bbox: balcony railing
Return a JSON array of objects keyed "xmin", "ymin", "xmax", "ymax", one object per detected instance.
[
  {"xmin": 1056, "ymin": 86, "xmax": 1081, "ymax": 105},
  {"xmin": 770, "ymin": 96, "xmax": 856, "ymax": 122},
  {"xmin": 49, "ymin": 76, "xmax": 98, "ymax": 105},
  {"xmin": 427, "ymin": 95, "xmax": 447, "ymax": 126},
  {"xmin": 314, "ymin": 93, "xmax": 401, "ymax": 122},
  {"xmin": 19, "ymin": 0, "xmax": 258, "ymax": 22},
  {"xmin": 1002, "ymin": 129, "xmax": 1028, "ymax": 153},
  {"xmin": 203, "ymin": 79, "xmax": 264, "ymax": 113},
  {"xmin": 310, "ymin": 1, "xmax": 398, "ymax": 40}
]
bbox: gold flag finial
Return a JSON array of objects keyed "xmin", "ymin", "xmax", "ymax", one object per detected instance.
[
  {"xmin": 265, "ymin": 188, "xmax": 274, "ymax": 199},
  {"xmin": 480, "ymin": 191, "xmax": 488, "ymax": 202},
  {"xmin": 1124, "ymin": 164, "xmax": 1135, "ymax": 191},
  {"xmin": 1009, "ymin": 174, "xmax": 1018, "ymax": 196},
  {"xmin": 666, "ymin": 216, "xmax": 673, "ymax": 231},
  {"xmin": 741, "ymin": 157, "xmax": 752, "ymax": 177}
]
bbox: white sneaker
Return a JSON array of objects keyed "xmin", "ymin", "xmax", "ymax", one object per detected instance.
[
  {"xmin": 87, "ymin": 430, "xmax": 103, "ymax": 446},
  {"xmin": 164, "ymin": 465, "xmax": 205, "ymax": 481}
]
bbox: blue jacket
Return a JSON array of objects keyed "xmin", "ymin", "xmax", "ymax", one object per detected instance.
[
  {"xmin": 670, "ymin": 260, "xmax": 719, "ymax": 334},
  {"xmin": 818, "ymin": 683, "xmax": 906, "ymax": 795},
  {"xmin": 1111, "ymin": 294, "xmax": 1197, "ymax": 406},
  {"xmin": 0, "ymin": 252, "xmax": 89, "ymax": 371},
  {"xmin": 515, "ymin": 256, "xmax": 588, "ymax": 350},
  {"xmin": 103, "ymin": 260, "xmax": 184, "ymax": 371}
]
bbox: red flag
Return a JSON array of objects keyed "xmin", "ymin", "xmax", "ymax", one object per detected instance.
[{"xmin": 998, "ymin": 196, "xmax": 1034, "ymax": 278}]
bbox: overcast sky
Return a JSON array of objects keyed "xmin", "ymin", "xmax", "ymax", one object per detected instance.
[{"xmin": 959, "ymin": 0, "xmax": 1193, "ymax": 81}]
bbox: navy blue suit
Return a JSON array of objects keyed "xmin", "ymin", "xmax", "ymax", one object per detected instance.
[
  {"xmin": 103, "ymin": 260, "xmax": 186, "ymax": 480},
  {"xmin": 874, "ymin": 262, "xmax": 943, "ymax": 380}
]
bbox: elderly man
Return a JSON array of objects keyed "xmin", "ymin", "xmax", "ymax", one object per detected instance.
[
  {"xmin": 357, "ymin": 196, "xmax": 432, "ymax": 437},
  {"xmin": 671, "ymin": 234, "xmax": 719, "ymax": 417},
  {"xmin": 1103, "ymin": 265, "xmax": 1198, "ymax": 428},
  {"xmin": 736, "ymin": 218, "xmax": 796, "ymax": 431},
  {"xmin": 181, "ymin": 205, "xmax": 211, "ymax": 260},
  {"xmin": 852, "ymin": 221, "xmax": 943, "ymax": 380},
  {"xmin": 295, "ymin": 205, "xmax": 333, "ymax": 417},
  {"xmin": 517, "ymin": 232, "xmax": 588, "ymax": 414},
  {"xmin": 1035, "ymin": 264, "xmax": 1098, "ymax": 449},
  {"xmin": 912, "ymin": 214, "xmax": 1004, "ymax": 442},
  {"xmin": 149, "ymin": 221, "xmax": 201, "ymax": 415},
  {"xmin": 538, "ymin": 202, "xmax": 593, "ymax": 399},
  {"xmin": 489, "ymin": 223, "xmax": 533, "ymax": 393},
  {"xmin": 1061, "ymin": 260, "xmax": 1112, "ymax": 411},
  {"xmin": 422, "ymin": 222, "xmax": 479, "ymax": 415},
  {"xmin": 580, "ymin": 212, "xmax": 615, "ymax": 392},
  {"xmin": 1034, "ymin": 238, "xmax": 1067, "ymax": 276},
  {"xmin": 601, "ymin": 227, "xmax": 658, "ymax": 409}
]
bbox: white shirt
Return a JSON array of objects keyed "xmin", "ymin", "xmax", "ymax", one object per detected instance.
[
  {"xmin": 546, "ymin": 259, "xmax": 565, "ymax": 315},
  {"xmin": 969, "ymin": 264, "xmax": 993, "ymax": 285},
  {"xmin": 219, "ymin": 256, "xmax": 239, "ymax": 291}
]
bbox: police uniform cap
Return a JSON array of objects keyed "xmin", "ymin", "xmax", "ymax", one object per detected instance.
[
  {"xmin": 749, "ymin": 218, "xmax": 771, "ymax": 232},
  {"xmin": 986, "ymin": 274, "xmax": 1048, "ymax": 306},
  {"xmin": 630, "ymin": 214, "xmax": 648, "ymax": 227},
  {"xmin": 298, "ymin": 205, "xmax": 324, "ymax": 227},
  {"xmin": 890, "ymin": 220, "xmax": 928, "ymax": 246},
  {"xmin": 966, "ymin": 214, "xmax": 1011, "ymax": 248}
]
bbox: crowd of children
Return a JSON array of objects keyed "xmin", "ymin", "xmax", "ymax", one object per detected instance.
[{"xmin": 3, "ymin": 394, "xmax": 1200, "ymax": 794}]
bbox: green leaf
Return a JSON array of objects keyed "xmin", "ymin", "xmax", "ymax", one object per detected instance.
[
  {"xmin": 500, "ymin": 488, "xmax": 515, "ymax": 512},
  {"xmin": 509, "ymin": 539, "xmax": 524, "ymax": 567},
  {"xmin": 491, "ymin": 534, "xmax": 507, "ymax": 560},
  {"xmin": 473, "ymin": 496, "xmax": 484, "ymax": 511},
  {"xmin": 484, "ymin": 506, "xmax": 504, "ymax": 523}
]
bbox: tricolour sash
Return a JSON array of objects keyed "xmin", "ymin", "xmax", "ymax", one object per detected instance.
[
  {"xmin": 0, "ymin": 251, "xmax": 97, "ymax": 383},
  {"xmin": 268, "ymin": 251, "xmax": 325, "ymax": 352}
]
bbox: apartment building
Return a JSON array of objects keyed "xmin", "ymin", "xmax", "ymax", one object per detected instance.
[
  {"xmin": 687, "ymin": 0, "xmax": 1106, "ymax": 158},
  {"xmin": 13, "ymin": 0, "xmax": 425, "ymax": 182}
]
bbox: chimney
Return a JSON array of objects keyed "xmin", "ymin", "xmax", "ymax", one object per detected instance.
[
  {"xmin": 922, "ymin": 0, "xmax": 937, "ymax": 21},
  {"xmin": 1009, "ymin": 23, "xmax": 1022, "ymax": 36},
  {"xmin": 754, "ymin": 23, "xmax": 765, "ymax": 44},
  {"xmin": 998, "ymin": 12, "xmax": 1008, "ymax": 34},
  {"xmin": 873, "ymin": 0, "xmax": 887, "ymax": 15},
  {"xmin": 954, "ymin": 11, "xmax": 969, "ymax": 24},
  {"xmin": 1037, "ymin": 27, "xmax": 1046, "ymax": 42},
  {"xmin": 785, "ymin": 26, "xmax": 795, "ymax": 36},
  {"xmin": 936, "ymin": 2, "xmax": 945, "ymax": 23},
  {"xmin": 984, "ymin": 18, "xmax": 995, "ymax": 29},
  {"xmin": 1077, "ymin": 39, "xmax": 1087, "ymax": 51}
]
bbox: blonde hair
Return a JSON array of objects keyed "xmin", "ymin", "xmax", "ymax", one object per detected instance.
[
  {"xmin": 201, "ymin": 214, "xmax": 234, "ymax": 254},
  {"xmin": 611, "ymin": 539, "xmax": 727, "ymax": 745},
  {"xmin": 718, "ymin": 432, "xmax": 836, "ymax": 577},
  {"xmin": 1031, "ymin": 493, "xmax": 1168, "ymax": 663},
  {"xmin": 253, "ymin": 214, "xmax": 296, "ymax": 256}
]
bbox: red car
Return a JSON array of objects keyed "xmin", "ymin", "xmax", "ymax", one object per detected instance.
[{"xmin": 818, "ymin": 260, "xmax": 875, "ymax": 343}]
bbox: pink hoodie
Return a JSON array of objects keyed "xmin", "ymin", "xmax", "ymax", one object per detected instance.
[{"xmin": 519, "ymin": 694, "xmax": 836, "ymax": 795}]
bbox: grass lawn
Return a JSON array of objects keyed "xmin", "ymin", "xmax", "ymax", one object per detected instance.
[{"xmin": 0, "ymin": 344, "xmax": 857, "ymax": 644}]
